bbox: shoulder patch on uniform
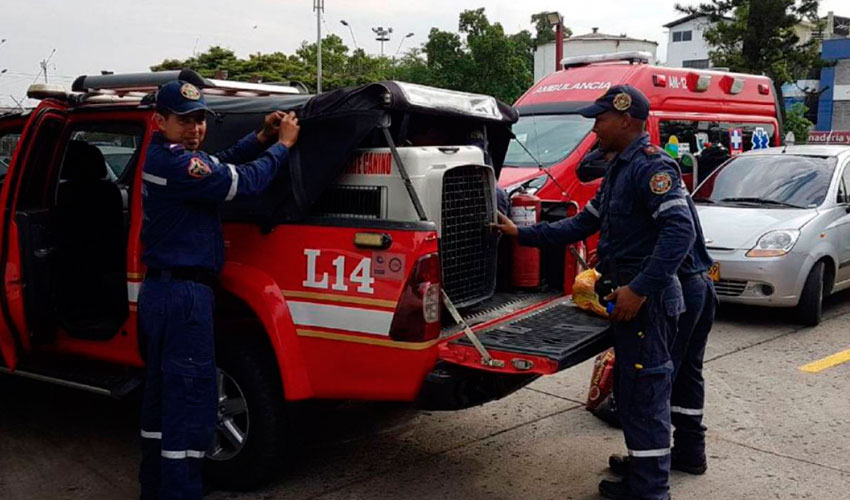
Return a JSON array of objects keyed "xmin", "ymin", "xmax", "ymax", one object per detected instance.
[
  {"xmin": 643, "ymin": 145, "xmax": 662, "ymax": 156},
  {"xmin": 649, "ymin": 172, "xmax": 673, "ymax": 194},
  {"xmin": 187, "ymin": 156, "xmax": 212, "ymax": 178}
]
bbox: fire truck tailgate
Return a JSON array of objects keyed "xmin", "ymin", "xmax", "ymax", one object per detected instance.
[{"xmin": 439, "ymin": 297, "xmax": 611, "ymax": 376}]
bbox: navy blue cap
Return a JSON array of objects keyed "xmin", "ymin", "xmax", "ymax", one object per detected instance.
[
  {"xmin": 578, "ymin": 84, "xmax": 650, "ymax": 120},
  {"xmin": 155, "ymin": 80, "xmax": 211, "ymax": 115}
]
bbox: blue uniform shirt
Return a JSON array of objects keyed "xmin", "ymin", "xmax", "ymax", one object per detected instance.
[
  {"xmin": 678, "ymin": 196, "xmax": 713, "ymax": 276},
  {"xmin": 518, "ymin": 133, "xmax": 695, "ymax": 296},
  {"xmin": 141, "ymin": 132, "xmax": 288, "ymax": 272}
]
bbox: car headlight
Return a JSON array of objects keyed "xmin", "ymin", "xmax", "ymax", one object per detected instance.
[{"xmin": 746, "ymin": 230, "xmax": 800, "ymax": 257}]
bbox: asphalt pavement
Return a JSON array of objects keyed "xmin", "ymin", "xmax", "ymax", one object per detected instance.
[{"xmin": 2, "ymin": 292, "xmax": 850, "ymax": 500}]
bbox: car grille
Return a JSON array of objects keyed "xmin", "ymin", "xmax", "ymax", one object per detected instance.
[
  {"xmin": 715, "ymin": 279, "xmax": 747, "ymax": 297},
  {"xmin": 440, "ymin": 165, "xmax": 497, "ymax": 308}
]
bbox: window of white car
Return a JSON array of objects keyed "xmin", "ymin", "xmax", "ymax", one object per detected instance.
[{"xmin": 693, "ymin": 154, "xmax": 837, "ymax": 209}]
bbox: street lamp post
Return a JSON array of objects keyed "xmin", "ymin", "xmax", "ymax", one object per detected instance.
[
  {"xmin": 340, "ymin": 20, "xmax": 359, "ymax": 51},
  {"xmin": 545, "ymin": 12, "xmax": 564, "ymax": 72},
  {"xmin": 314, "ymin": 0, "xmax": 324, "ymax": 93},
  {"xmin": 392, "ymin": 33, "xmax": 414, "ymax": 79},
  {"xmin": 372, "ymin": 26, "xmax": 392, "ymax": 57}
]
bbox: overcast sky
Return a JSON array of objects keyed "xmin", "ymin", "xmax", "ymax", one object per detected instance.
[{"xmin": 0, "ymin": 0, "xmax": 843, "ymax": 107}]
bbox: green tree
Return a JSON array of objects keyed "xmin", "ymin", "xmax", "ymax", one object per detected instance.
[
  {"xmin": 784, "ymin": 102, "xmax": 814, "ymax": 142},
  {"xmin": 530, "ymin": 12, "xmax": 573, "ymax": 47},
  {"xmin": 675, "ymin": 0, "xmax": 825, "ymax": 119},
  {"xmin": 423, "ymin": 8, "xmax": 534, "ymax": 103}
]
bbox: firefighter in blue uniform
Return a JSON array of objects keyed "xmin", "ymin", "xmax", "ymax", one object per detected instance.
[
  {"xmin": 609, "ymin": 177, "xmax": 717, "ymax": 478},
  {"xmin": 138, "ymin": 80, "xmax": 300, "ymax": 500},
  {"xmin": 495, "ymin": 85, "xmax": 694, "ymax": 500}
]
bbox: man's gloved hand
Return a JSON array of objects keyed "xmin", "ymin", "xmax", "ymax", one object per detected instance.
[
  {"xmin": 491, "ymin": 212, "xmax": 518, "ymax": 237},
  {"xmin": 605, "ymin": 286, "xmax": 646, "ymax": 322}
]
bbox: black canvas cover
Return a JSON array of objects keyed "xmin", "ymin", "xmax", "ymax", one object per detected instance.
[{"xmin": 203, "ymin": 82, "xmax": 517, "ymax": 225}]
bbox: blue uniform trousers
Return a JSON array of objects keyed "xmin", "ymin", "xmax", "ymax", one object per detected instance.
[
  {"xmin": 613, "ymin": 282, "xmax": 681, "ymax": 500},
  {"xmin": 670, "ymin": 274, "xmax": 716, "ymax": 462},
  {"xmin": 139, "ymin": 278, "xmax": 217, "ymax": 500}
]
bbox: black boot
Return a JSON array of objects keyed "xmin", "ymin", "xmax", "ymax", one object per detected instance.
[
  {"xmin": 599, "ymin": 478, "xmax": 672, "ymax": 500},
  {"xmin": 598, "ymin": 478, "xmax": 631, "ymax": 500},
  {"xmin": 608, "ymin": 452, "xmax": 707, "ymax": 476}
]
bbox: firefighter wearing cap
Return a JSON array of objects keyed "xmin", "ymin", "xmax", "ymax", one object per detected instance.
[
  {"xmin": 494, "ymin": 84, "xmax": 694, "ymax": 500},
  {"xmin": 138, "ymin": 80, "xmax": 299, "ymax": 500}
]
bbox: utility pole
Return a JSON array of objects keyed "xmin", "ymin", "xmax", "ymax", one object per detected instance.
[
  {"xmin": 314, "ymin": 0, "xmax": 324, "ymax": 93},
  {"xmin": 372, "ymin": 26, "xmax": 392, "ymax": 57},
  {"xmin": 39, "ymin": 48, "xmax": 56, "ymax": 84}
]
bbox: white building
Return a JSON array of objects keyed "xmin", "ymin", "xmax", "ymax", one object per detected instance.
[
  {"xmin": 533, "ymin": 28, "xmax": 658, "ymax": 82},
  {"xmin": 663, "ymin": 14, "xmax": 721, "ymax": 69},
  {"xmin": 664, "ymin": 11, "xmax": 849, "ymax": 69}
]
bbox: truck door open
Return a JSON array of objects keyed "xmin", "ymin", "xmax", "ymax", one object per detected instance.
[{"xmin": 0, "ymin": 103, "xmax": 67, "ymax": 369}]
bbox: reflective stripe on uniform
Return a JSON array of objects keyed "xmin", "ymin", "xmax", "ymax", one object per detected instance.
[
  {"xmin": 161, "ymin": 449, "xmax": 206, "ymax": 459},
  {"xmin": 652, "ymin": 198, "xmax": 688, "ymax": 219},
  {"xmin": 672, "ymin": 406, "xmax": 704, "ymax": 416},
  {"xmin": 142, "ymin": 172, "xmax": 168, "ymax": 186},
  {"xmin": 209, "ymin": 155, "xmax": 220, "ymax": 165},
  {"xmin": 140, "ymin": 430, "xmax": 162, "ymax": 439},
  {"xmin": 585, "ymin": 202, "xmax": 600, "ymax": 218},
  {"xmin": 225, "ymin": 163, "xmax": 239, "ymax": 201},
  {"xmin": 628, "ymin": 447, "xmax": 671, "ymax": 458}
]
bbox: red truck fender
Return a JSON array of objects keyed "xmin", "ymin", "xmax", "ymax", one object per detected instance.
[{"xmin": 218, "ymin": 262, "xmax": 314, "ymax": 400}]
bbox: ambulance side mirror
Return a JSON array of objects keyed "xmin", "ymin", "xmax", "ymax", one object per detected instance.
[{"xmin": 577, "ymin": 160, "xmax": 607, "ymax": 183}]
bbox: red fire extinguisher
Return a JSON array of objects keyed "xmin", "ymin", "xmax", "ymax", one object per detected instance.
[{"xmin": 510, "ymin": 192, "xmax": 542, "ymax": 288}]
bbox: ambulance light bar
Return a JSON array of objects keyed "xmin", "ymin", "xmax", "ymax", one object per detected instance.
[{"xmin": 561, "ymin": 51, "xmax": 652, "ymax": 69}]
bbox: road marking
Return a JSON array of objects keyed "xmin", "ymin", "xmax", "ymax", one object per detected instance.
[{"xmin": 799, "ymin": 348, "xmax": 850, "ymax": 373}]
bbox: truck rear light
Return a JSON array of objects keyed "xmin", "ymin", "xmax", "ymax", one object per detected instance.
[
  {"xmin": 389, "ymin": 253, "xmax": 442, "ymax": 342},
  {"xmin": 652, "ymin": 74, "xmax": 667, "ymax": 87}
]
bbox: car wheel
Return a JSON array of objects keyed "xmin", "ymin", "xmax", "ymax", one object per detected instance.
[
  {"xmin": 796, "ymin": 261, "xmax": 824, "ymax": 327},
  {"xmin": 204, "ymin": 336, "xmax": 287, "ymax": 490}
]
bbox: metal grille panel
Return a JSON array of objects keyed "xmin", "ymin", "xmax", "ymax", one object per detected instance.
[
  {"xmin": 715, "ymin": 279, "xmax": 747, "ymax": 297},
  {"xmin": 453, "ymin": 299, "xmax": 611, "ymax": 369},
  {"xmin": 312, "ymin": 185, "xmax": 383, "ymax": 219},
  {"xmin": 440, "ymin": 166, "xmax": 496, "ymax": 308}
]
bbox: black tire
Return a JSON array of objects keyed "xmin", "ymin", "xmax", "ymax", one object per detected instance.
[
  {"xmin": 204, "ymin": 335, "xmax": 287, "ymax": 490},
  {"xmin": 796, "ymin": 261, "xmax": 825, "ymax": 326}
]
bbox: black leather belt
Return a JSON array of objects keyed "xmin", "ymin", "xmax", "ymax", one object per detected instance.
[{"xmin": 146, "ymin": 268, "xmax": 218, "ymax": 288}]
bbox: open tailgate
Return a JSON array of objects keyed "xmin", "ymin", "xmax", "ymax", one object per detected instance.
[{"xmin": 438, "ymin": 297, "xmax": 611, "ymax": 376}]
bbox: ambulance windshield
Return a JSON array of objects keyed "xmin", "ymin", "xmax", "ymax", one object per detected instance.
[{"xmin": 504, "ymin": 114, "xmax": 593, "ymax": 167}]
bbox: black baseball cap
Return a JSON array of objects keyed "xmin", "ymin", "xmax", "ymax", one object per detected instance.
[
  {"xmin": 577, "ymin": 84, "xmax": 650, "ymax": 121},
  {"xmin": 155, "ymin": 80, "xmax": 212, "ymax": 115}
]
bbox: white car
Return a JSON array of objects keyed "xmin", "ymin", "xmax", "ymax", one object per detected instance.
[{"xmin": 694, "ymin": 145, "xmax": 850, "ymax": 325}]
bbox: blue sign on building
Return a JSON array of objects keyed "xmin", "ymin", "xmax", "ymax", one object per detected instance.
[{"xmin": 817, "ymin": 38, "xmax": 850, "ymax": 131}]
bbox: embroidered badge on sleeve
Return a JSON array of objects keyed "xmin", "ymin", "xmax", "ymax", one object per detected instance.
[
  {"xmin": 187, "ymin": 157, "xmax": 212, "ymax": 178},
  {"xmin": 649, "ymin": 172, "xmax": 673, "ymax": 194}
]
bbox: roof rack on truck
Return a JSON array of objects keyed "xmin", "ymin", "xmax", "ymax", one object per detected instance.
[{"xmin": 27, "ymin": 69, "xmax": 304, "ymax": 103}]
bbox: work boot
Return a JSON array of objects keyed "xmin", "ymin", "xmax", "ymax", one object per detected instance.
[
  {"xmin": 598, "ymin": 478, "xmax": 631, "ymax": 500},
  {"xmin": 608, "ymin": 452, "xmax": 707, "ymax": 476},
  {"xmin": 599, "ymin": 478, "xmax": 672, "ymax": 500}
]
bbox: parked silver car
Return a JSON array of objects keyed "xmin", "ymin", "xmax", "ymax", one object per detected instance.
[{"xmin": 694, "ymin": 145, "xmax": 850, "ymax": 325}]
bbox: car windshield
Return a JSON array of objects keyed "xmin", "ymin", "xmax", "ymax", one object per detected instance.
[
  {"xmin": 504, "ymin": 114, "xmax": 593, "ymax": 167},
  {"xmin": 693, "ymin": 154, "xmax": 837, "ymax": 208}
]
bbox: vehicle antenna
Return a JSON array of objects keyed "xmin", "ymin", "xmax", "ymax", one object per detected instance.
[{"xmin": 510, "ymin": 132, "xmax": 568, "ymax": 197}]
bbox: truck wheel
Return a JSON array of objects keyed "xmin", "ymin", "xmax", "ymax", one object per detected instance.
[
  {"xmin": 204, "ymin": 336, "xmax": 287, "ymax": 490},
  {"xmin": 796, "ymin": 261, "xmax": 824, "ymax": 327}
]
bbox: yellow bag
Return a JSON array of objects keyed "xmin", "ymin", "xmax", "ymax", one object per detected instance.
[{"xmin": 572, "ymin": 268, "xmax": 608, "ymax": 317}]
